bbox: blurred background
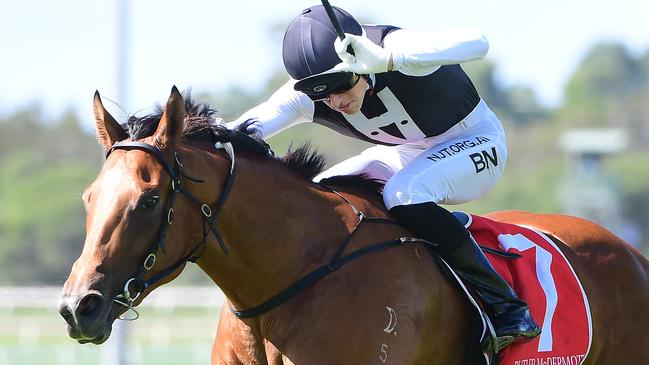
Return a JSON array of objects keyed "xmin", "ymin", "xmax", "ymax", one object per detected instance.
[{"xmin": 1, "ymin": 0, "xmax": 648, "ymax": 364}]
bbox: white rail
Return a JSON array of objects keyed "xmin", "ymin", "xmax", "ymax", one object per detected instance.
[
  {"xmin": 0, "ymin": 286, "xmax": 224, "ymax": 365},
  {"xmin": 0, "ymin": 286, "xmax": 225, "ymax": 309}
]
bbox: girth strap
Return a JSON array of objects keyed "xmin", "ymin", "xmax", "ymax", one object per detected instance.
[
  {"xmin": 230, "ymin": 185, "xmax": 439, "ymax": 319},
  {"xmin": 231, "ymin": 236, "xmax": 437, "ymax": 319}
]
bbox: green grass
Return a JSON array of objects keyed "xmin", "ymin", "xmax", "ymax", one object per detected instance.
[{"xmin": 0, "ymin": 306, "xmax": 221, "ymax": 365}]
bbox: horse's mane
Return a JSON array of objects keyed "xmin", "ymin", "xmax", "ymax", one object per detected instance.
[
  {"xmin": 124, "ymin": 91, "xmax": 382, "ymax": 196},
  {"xmin": 319, "ymin": 175, "xmax": 383, "ymax": 196}
]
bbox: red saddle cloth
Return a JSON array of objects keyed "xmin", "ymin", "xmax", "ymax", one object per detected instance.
[{"xmin": 466, "ymin": 214, "xmax": 592, "ymax": 365}]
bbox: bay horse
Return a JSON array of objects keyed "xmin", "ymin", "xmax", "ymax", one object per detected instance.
[{"xmin": 59, "ymin": 87, "xmax": 649, "ymax": 364}]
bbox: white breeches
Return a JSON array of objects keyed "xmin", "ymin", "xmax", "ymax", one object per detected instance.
[{"xmin": 314, "ymin": 100, "xmax": 508, "ymax": 209}]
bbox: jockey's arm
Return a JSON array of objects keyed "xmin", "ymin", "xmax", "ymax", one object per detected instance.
[
  {"xmin": 227, "ymin": 80, "xmax": 313, "ymax": 139},
  {"xmin": 384, "ymin": 28, "xmax": 489, "ymax": 76}
]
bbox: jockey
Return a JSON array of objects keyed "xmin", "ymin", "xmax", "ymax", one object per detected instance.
[{"xmin": 229, "ymin": 5, "xmax": 540, "ymax": 351}]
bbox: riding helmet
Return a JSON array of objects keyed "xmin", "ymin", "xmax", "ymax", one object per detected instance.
[{"xmin": 282, "ymin": 5, "xmax": 362, "ymax": 81}]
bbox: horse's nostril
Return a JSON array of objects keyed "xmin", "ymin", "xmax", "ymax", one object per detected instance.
[
  {"xmin": 76, "ymin": 293, "xmax": 106, "ymax": 319},
  {"xmin": 59, "ymin": 305, "xmax": 76, "ymax": 327}
]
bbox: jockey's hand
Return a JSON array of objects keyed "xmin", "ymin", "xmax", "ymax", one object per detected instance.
[{"xmin": 333, "ymin": 33, "xmax": 393, "ymax": 74}]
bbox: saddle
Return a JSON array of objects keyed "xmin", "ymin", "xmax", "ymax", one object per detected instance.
[{"xmin": 443, "ymin": 212, "xmax": 592, "ymax": 365}]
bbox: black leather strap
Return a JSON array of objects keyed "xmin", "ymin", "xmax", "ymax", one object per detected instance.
[
  {"xmin": 230, "ymin": 186, "xmax": 439, "ymax": 319},
  {"xmin": 231, "ymin": 236, "xmax": 437, "ymax": 319},
  {"xmin": 107, "ymin": 141, "xmax": 177, "ymax": 178}
]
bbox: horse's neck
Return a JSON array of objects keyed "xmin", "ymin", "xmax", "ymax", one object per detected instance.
[{"xmin": 196, "ymin": 153, "xmax": 367, "ymax": 310}]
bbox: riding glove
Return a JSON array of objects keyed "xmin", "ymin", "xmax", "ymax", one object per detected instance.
[{"xmin": 333, "ymin": 33, "xmax": 392, "ymax": 74}]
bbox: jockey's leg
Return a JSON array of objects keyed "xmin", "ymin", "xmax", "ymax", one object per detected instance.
[
  {"xmin": 383, "ymin": 105, "xmax": 539, "ymax": 351},
  {"xmin": 313, "ymin": 144, "xmax": 404, "ymax": 184},
  {"xmin": 389, "ymin": 202, "xmax": 541, "ymax": 352}
]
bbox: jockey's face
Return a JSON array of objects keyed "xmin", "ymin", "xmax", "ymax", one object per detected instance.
[{"xmin": 325, "ymin": 77, "xmax": 367, "ymax": 115}]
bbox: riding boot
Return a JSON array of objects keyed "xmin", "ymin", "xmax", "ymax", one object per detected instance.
[
  {"xmin": 389, "ymin": 202, "xmax": 541, "ymax": 352},
  {"xmin": 446, "ymin": 236, "xmax": 541, "ymax": 352}
]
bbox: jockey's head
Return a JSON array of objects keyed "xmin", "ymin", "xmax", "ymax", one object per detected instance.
[{"xmin": 282, "ymin": 5, "xmax": 368, "ymax": 113}]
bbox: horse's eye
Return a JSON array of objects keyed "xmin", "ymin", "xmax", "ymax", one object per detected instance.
[{"xmin": 142, "ymin": 195, "xmax": 160, "ymax": 209}]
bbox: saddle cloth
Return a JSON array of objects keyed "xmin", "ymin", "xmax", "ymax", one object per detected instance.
[{"xmin": 451, "ymin": 212, "xmax": 592, "ymax": 365}]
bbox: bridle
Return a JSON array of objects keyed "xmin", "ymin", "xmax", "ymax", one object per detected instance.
[{"xmin": 105, "ymin": 138, "xmax": 236, "ymax": 320}]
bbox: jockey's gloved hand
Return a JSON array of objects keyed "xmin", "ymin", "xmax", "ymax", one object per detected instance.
[{"xmin": 333, "ymin": 33, "xmax": 393, "ymax": 74}]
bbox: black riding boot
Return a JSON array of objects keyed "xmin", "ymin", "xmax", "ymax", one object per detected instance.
[
  {"xmin": 447, "ymin": 236, "xmax": 541, "ymax": 352},
  {"xmin": 389, "ymin": 202, "xmax": 541, "ymax": 352}
]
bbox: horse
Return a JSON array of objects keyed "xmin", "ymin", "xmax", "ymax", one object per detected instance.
[{"xmin": 59, "ymin": 87, "xmax": 649, "ymax": 364}]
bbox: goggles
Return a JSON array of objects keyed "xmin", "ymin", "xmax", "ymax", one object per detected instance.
[{"xmin": 294, "ymin": 72, "xmax": 360, "ymax": 101}]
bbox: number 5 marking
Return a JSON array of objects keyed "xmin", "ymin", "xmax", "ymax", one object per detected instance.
[
  {"xmin": 497, "ymin": 233, "xmax": 557, "ymax": 352},
  {"xmin": 379, "ymin": 343, "xmax": 388, "ymax": 363}
]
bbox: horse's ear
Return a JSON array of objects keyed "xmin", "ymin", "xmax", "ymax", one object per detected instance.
[
  {"xmin": 153, "ymin": 86, "xmax": 185, "ymax": 149},
  {"xmin": 93, "ymin": 91, "xmax": 127, "ymax": 150}
]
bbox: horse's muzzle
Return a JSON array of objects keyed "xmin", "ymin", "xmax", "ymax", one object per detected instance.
[{"xmin": 58, "ymin": 290, "xmax": 113, "ymax": 344}]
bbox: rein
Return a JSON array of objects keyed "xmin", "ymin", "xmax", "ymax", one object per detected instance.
[
  {"xmin": 228, "ymin": 194, "xmax": 518, "ymax": 319},
  {"xmin": 230, "ymin": 186, "xmax": 440, "ymax": 319},
  {"xmin": 105, "ymin": 139, "xmax": 236, "ymax": 320}
]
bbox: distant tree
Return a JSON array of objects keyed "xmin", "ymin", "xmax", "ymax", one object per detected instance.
[
  {"xmin": 0, "ymin": 150, "xmax": 96, "ymax": 284},
  {"xmin": 638, "ymin": 47, "xmax": 649, "ymax": 79},
  {"xmin": 560, "ymin": 42, "xmax": 646, "ymax": 126},
  {"xmin": 464, "ymin": 61, "xmax": 547, "ymax": 126},
  {"xmin": 0, "ymin": 107, "xmax": 100, "ymax": 284},
  {"xmin": 505, "ymin": 85, "xmax": 548, "ymax": 124}
]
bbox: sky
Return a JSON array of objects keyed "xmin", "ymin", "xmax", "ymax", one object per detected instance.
[{"xmin": 1, "ymin": 0, "xmax": 648, "ymax": 124}]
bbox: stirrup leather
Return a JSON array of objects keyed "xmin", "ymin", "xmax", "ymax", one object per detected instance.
[{"xmin": 480, "ymin": 315, "xmax": 514, "ymax": 354}]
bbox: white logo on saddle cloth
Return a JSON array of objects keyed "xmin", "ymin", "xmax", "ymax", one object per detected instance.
[
  {"xmin": 452, "ymin": 213, "xmax": 592, "ymax": 365},
  {"xmin": 498, "ymin": 234, "xmax": 557, "ymax": 352}
]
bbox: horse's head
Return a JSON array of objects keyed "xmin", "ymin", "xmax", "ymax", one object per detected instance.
[{"xmin": 58, "ymin": 87, "xmax": 216, "ymax": 344}]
